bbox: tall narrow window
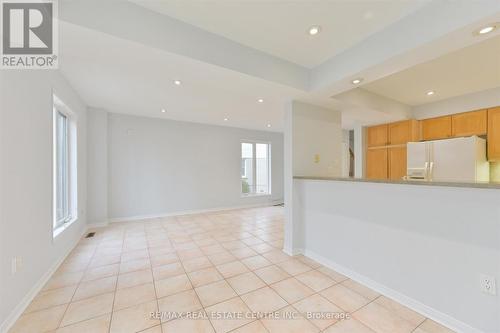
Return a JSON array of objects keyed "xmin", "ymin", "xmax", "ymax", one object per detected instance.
[
  {"xmin": 241, "ymin": 142, "xmax": 271, "ymax": 195},
  {"xmin": 53, "ymin": 96, "xmax": 77, "ymax": 234},
  {"xmin": 55, "ymin": 109, "xmax": 69, "ymax": 229}
]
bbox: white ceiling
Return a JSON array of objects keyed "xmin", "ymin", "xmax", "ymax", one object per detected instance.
[
  {"xmin": 362, "ymin": 34, "xmax": 500, "ymax": 106},
  {"xmin": 130, "ymin": 0, "xmax": 428, "ymax": 68},
  {"xmin": 59, "ymin": 22, "xmax": 332, "ymax": 132}
]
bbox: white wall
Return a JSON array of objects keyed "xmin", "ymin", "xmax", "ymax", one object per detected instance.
[
  {"xmin": 412, "ymin": 87, "xmax": 500, "ymax": 119},
  {"xmin": 283, "ymin": 101, "xmax": 342, "ymax": 254},
  {"xmin": 0, "ymin": 71, "xmax": 87, "ymax": 330},
  {"xmin": 98, "ymin": 113, "xmax": 284, "ymax": 221},
  {"xmin": 294, "ymin": 179, "xmax": 500, "ymax": 333},
  {"xmin": 86, "ymin": 109, "xmax": 108, "ymax": 225}
]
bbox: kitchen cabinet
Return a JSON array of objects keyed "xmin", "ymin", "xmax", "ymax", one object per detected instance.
[
  {"xmin": 421, "ymin": 116, "xmax": 452, "ymax": 141},
  {"xmin": 367, "ymin": 124, "xmax": 388, "ymax": 147},
  {"xmin": 366, "ymin": 148, "xmax": 388, "ymax": 179},
  {"xmin": 389, "ymin": 120, "xmax": 419, "ymax": 145},
  {"xmin": 452, "ymin": 109, "xmax": 487, "ymax": 137},
  {"xmin": 388, "ymin": 147, "xmax": 407, "ymax": 180},
  {"xmin": 488, "ymin": 107, "xmax": 500, "ymax": 161}
]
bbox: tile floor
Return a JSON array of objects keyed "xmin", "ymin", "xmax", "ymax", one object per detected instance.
[{"xmin": 9, "ymin": 206, "xmax": 455, "ymax": 333}]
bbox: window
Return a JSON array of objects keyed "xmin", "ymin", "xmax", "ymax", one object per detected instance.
[
  {"xmin": 53, "ymin": 96, "xmax": 77, "ymax": 234},
  {"xmin": 241, "ymin": 142, "xmax": 270, "ymax": 195}
]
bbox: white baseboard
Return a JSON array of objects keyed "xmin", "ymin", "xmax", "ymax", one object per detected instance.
[
  {"xmin": 107, "ymin": 201, "xmax": 284, "ymax": 223},
  {"xmin": 0, "ymin": 227, "xmax": 88, "ymax": 333},
  {"xmin": 303, "ymin": 249, "xmax": 482, "ymax": 333}
]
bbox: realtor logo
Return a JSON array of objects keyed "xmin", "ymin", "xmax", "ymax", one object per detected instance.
[{"xmin": 1, "ymin": 0, "xmax": 58, "ymax": 69}]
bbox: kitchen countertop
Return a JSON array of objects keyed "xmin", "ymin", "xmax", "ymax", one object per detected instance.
[{"xmin": 293, "ymin": 176, "xmax": 500, "ymax": 189}]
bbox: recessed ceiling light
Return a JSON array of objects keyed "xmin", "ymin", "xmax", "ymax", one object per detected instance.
[
  {"xmin": 267, "ymin": 124, "xmax": 272, "ymax": 128},
  {"xmin": 308, "ymin": 25, "xmax": 321, "ymax": 36},
  {"xmin": 257, "ymin": 98, "xmax": 264, "ymax": 103},
  {"xmin": 351, "ymin": 78, "xmax": 363, "ymax": 85},
  {"xmin": 173, "ymin": 80, "xmax": 182, "ymax": 85},
  {"xmin": 474, "ymin": 24, "xmax": 498, "ymax": 36},
  {"xmin": 224, "ymin": 118, "xmax": 228, "ymax": 121},
  {"xmin": 161, "ymin": 108, "xmax": 166, "ymax": 113},
  {"xmin": 426, "ymin": 91, "xmax": 435, "ymax": 96}
]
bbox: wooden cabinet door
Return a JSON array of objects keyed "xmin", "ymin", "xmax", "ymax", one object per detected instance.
[
  {"xmin": 367, "ymin": 124, "xmax": 388, "ymax": 147},
  {"xmin": 488, "ymin": 107, "xmax": 500, "ymax": 161},
  {"xmin": 388, "ymin": 147, "xmax": 407, "ymax": 180},
  {"xmin": 389, "ymin": 120, "xmax": 419, "ymax": 145},
  {"xmin": 366, "ymin": 148, "xmax": 388, "ymax": 179},
  {"xmin": 452, "ymin": 109, "xmax": 487, "ymax": 137},
  {"xmin": 421, "ymin": 116, "xmax": 452, "ymax": 141}
]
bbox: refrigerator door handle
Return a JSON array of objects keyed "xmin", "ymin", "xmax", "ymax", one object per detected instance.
[
  {"xmin": 424, "ymin": 162, "xmax": 429, "ymax": 180},
  {"xmin": 428, "ymin": 162, "xmax": 434, "ymax": 181}
]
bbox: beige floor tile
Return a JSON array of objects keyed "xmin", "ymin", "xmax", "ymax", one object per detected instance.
[
  {"xmin": 178, "ymin": 248, "xmax": 204, "ymax": 260},
  {"xmin": 323, "ymin": 318, "xmax": 376, "ymax": 333},
  {"xmin": 56, "ymin": 314, "xmax": 111, "ymax": 333},
  {"xmin": 150, "ymin": 252, "xmax": 178, "ymax": 267},
  {"xmin": 110, "ymin": 300, "xmax": 159, "ymax": 333},
  {"xmin": 342, "ymin": 280, "xmax": 380, "ymax": 301},
  {"xmin": 353, "ymin": 302, "xmax": 418, "ymax": 333},
  {"xmin": 119, "ymin": 258, "xmax": 151, "ymax": 274},
  {"xmin": 260, "ymin": 305, "xmax": 319, "ymax": 333},
  {"xmin": 182, "ymin": 256, "xmax": 213, "ymax": 272},
  {"xmin": 200, "ymin": 244, "xmax": 226, "ymax": 255},
  {"xmin": 414, "ymin": 319, "xmax": 456, "ymax": 333},
  {"xmin": 188, "ymin": 267, "xmax": 223, "ymax": 287},
  {"xmin": 262, "ymin": 250, "xmax": 291, "ymax": 264},
  {"xmin": 250, "ymin": 243, "xmax": 274, "ymax": 254},
  {"xmin": 271, "ymin": 277, "xmax": 314, "ymax": 303},
  {"xmin": 162, "ymin": 315, "xmax": 214, "ymax": 333},
  {"xmin": 207, "ymin": 252, "xmax": 236, "ymax": 265},
  {"xmin": 152, "ymin": 262, "xmax": 185, "ymax": 280},
  {"xmin": 215, "ymin": 261, "xmax": 249, "ymax": 278},
  {"xmin": 317, "ymin": 267, "xmax": 348, "ymax": 283},
  {"xmin": 158, "ymin": 290, "xmax": 203, "ymax": 321},
  {"xmin": 114, "ymin": 282, "xmax": 156, "ymax": 310},
  {"xmin": 9, "ymin": 304, "xmax": 67, "ymax": 333},
  {"xmin": 72, "ymin": 276, "xmax": 117, "ymax": 301},
  {"xmin": 90, "ymin": 254, "xmax": 121, "ymax": 268},
  {"xmin": 374, "ymin": 296, "xmax": 425, "ymax": 326},
  {"xmin": 231, "ymin": 320, "xmax": 268, "ymax": 333},
  {"xmin": 293, "ymin": 294, "xmax": 343, "ymax": 330},
  {"xmin": 25, "ymin": 285, "xmax": 76, "ymax": 313},
  {"xmin": 240, "ymin": 286, "xmax": 287, "ymax": 313},
  {"xmin": 117, "ymin": 269, "xmax": 153, "ymax": 289},
  {"xmin": 321, "ymin": 284, "xmax": 370, "ymax": 312},
  {"xmin": 121, "ymin": 249, "xmax": 149, "ymax": 262},
  {"xmin": 206, "ymin": 297, "xmax": 253, "ymax": 333},
  {"xmin": 253, "ymin": 265, "xmax": 290, "ymax": 284},
  {"xmin": 227, "ymin": 272, "xmax": 266, "ymax": 295},
  {"xmin": 294, "ymin": 255, "xmax": 322, "ymax": 269},
  {"xmin": 295, "ymin": 270, "xmax": 336, "ymax": 292},
  {"xmin": 240, "ymin": 255, "xmax": 272, "ymax": 271},
  {"xmin": 195, "ymin": 280, "xmax": 237, "ymax": 307},
  {"xmin": 82, "ymin": 263, "xmax": 120, "ymax": 282},
  {"xmin": 140, "ymin": 325, "xmax": 163, "ymax": 333},
  {"xmin": 277, "ymin": 259, "xmax": 313, "ymax": 276},
  {"xmin": 43, "ymin": 271, "xmax": 84, "ymax": 291},
  {"xmin": 155, "ymin": 274, "xmax": 192, "ymax": 298},
  {"xmin": 230, "ymin": 247, "xmax": 258, "ymax": 259},
  {"xmin": 61, "ymin": 292, "xmax": 114, "ymax": 326}
]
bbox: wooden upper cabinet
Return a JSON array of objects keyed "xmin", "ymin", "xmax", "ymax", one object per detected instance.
[
  {"xmin": 366, "ymin": 148, "xmax": 388, "ymax": 180},
  {"xmin": 452, "ymin": 109, "xmax": 487, "ymax": 137},
  {"xmin": 420, "ymin": 116, "xmax": 452, "ymax": 141},
  {"xmin": 367, "ymin": 124, "xmax": 388, "ymax": 147},
  {"xmin": 388, "ymin": 147, "xmax": 407, "ymax": 180},
  {"xmin": 488, "ymin": 107, "xmax": 500, "ymax": 161},
  {"xmin": 388, "ymin": 120, "xmax": 419, "ymax": 145}
]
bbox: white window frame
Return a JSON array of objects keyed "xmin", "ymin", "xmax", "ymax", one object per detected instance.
[
  {"xmin": 240, "ymin": 140, "xmax": 272, "ymax": 197},
  {"xmin": 53, "ymin": 95, "xmax": 78, "ymax": 238}
]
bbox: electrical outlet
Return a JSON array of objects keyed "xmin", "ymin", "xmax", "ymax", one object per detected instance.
[{"xmin": 480, "ymin": 274, "xmax": 496, "ymax": 295}]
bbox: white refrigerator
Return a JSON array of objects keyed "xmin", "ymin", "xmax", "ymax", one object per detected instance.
[{"xmin": 406, "ymin": 136, "xmax": 489, "ymax": 182}]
